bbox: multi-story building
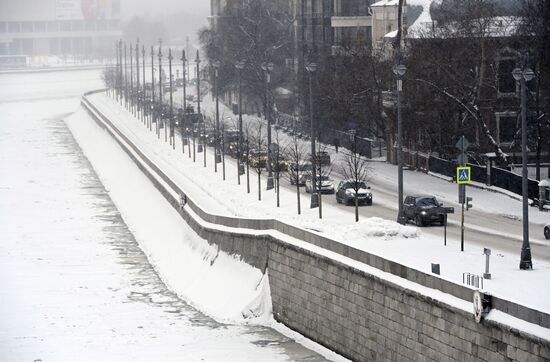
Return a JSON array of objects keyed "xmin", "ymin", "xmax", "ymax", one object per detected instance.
[{"xmin": 0, "ymin": 0, "xmax": 122, "ymax": 58}]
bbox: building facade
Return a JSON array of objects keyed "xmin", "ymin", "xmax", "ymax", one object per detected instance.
[{"xmin": 0, "ymin": 0, "xmax": 121, "ymax": 58}]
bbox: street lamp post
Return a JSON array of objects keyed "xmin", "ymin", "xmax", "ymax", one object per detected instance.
[
  {"xmin": 195, "ymin": 50, "xmax": 201, "ymax": 117},
  {"xmin": 158, "ymin": 40, "xmax": 166, "ymax": 142},
  {"xmin": 135, "ymin": 40, "xmax": 140, "ymax": 120},
  {"xmin": 124, "ymin": 43, "xmax": 128, "ymax": 109},
  {"xmin": 512, "ymin": 56, "xmax": 535, "ymax": 270},
  {"xmin": 142, "ymin": 45, "xmax": 146, "ymax": 125},
  {"xmin": 181, "ymin": 50, "xmax": 187, "ymax": 155},
  {"xmin": 151, "ymin": 45, "xmax": 157, "ymax": 137},
  {"xmin": 261, "ymin": 62, "xmax": 275, "ymax": 191},
  {"xmin": 235, "ymin": 60, "xmax": 246, "ymax": 185},
  {"xmin": 168, "ymin": 48, "xmax": 175, "ymax": 149},
  {"xmin": 212, "ymin": 60, "xmax": 221, "ymax": 173},
  {"xmin": 130, "ymin": 43, "xmax": 134, "ymax": 114},
  {"xmin": 393, "ymin": 62, "xmax": 407, "ymax": 225},
  {"xmin": 306, "ymin": 62, "xmax": 319, "ymax": 209}
]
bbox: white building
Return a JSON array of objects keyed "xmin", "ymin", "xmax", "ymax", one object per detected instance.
[{"xmin": 0, "ymin": 0, "xmax": 122, "ymax": 57}]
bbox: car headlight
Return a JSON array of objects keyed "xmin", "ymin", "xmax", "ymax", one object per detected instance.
[
  {"xmin": 421, "ymin": 211, "xmax": 427, "ymax": 215},
  {"xmin": 345, "ymin": 190, "xmax": 353, "ymax": 196}
]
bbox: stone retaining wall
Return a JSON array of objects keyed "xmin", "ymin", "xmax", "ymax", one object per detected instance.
[{"xmin": 81, "ymin": 92, "xmax": 550, "ymax": 361}]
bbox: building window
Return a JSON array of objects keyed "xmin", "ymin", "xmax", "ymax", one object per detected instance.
[
  {"xmin": 34, "ymin": 22, "xmax": 46, "ymax": 32},
  {"xmin": 21, "ymin": 22, "xmax": 33, "ymax": 32},
  {"xmin": 0, "ymin": 22, "xmax": 7, "ymax": 33},
  {"xmin": 8, "ymin": 22, "xmax": 20, "ymax": 33},
  {"xmin": 60, "ymin": 21, "xmax": 71, "ymax": 32},
  {"xmin": 496, "ymin": 112, "xmax": 518, "ymax": 144},
  {"xmin": 47, "ymin": 21, "xmax": 59, "ymax": 32}
]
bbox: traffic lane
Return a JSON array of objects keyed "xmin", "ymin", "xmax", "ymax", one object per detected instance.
[
  {"xmin": 360, "ymin": 172, "xmax": 548, "ymax": 244},
  {"xmin": 276, "ymin": 175, "xmax": 550, "ymax": 262},
  {"xmin": 171, "ymin": 131, "xmax": 550, "ymax": 261}
]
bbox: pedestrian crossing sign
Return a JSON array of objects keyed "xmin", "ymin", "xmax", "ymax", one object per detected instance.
[{"xmin": 457, "ymin": 166, "xmax": 471, "ymax": 184}]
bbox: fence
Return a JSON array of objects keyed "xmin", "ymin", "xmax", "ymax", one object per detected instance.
[{"xmin": 428, "ymin": 156, "xmax": 546, "ymax": 201}]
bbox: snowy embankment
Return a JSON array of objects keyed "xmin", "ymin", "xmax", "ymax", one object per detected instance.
[
  {"xmin": 65, "ymin": 108, "xmax": 271, "ymax": 323},
  {"xmin": 81, "ymin": 92, "xmax": 550, "ymax": 336}
]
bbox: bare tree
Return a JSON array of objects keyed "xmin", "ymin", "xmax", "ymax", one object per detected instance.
[
  {"xmin": 341, "ymin": 133, "xmax": 371, "ymax": 222},
  {"xmin": 250, "ymin": 123, "xmax": 266, "ymax": 201},
  {"xmin": 406, "ymin": 0, "xmax": 511, "ymax": 162},
  {"xmin": 271, "ymin": 127, "xmax": 288, "ymax": 208},
  {"xmin": 284, "ymin": 135, "xmax": 308, "ymax": 215}
]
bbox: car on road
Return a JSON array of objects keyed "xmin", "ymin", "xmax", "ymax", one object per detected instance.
[
  {"xmin": 545, "ymin": 224, "xmax": 550, "ymax": 240},
  {"xmin": 288, "ymin": 162, "xmax": 312, "ymax": 185},
  {"xmin": 403, "ymin": 195, "xmax": 446, "ymax": 226},
  {"xmin": 335, "ymin": 180, "xmax": 372, "ymax": 205},
  {"xmin": 305, "ymin": 175, "xmax": 335, "ymax": 194},
  {"xmin": 249, "ymin": 150, "xmax": 268, "ymax": 168}
]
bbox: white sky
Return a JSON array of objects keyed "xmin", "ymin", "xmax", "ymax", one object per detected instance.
[{"xmin": 121, "ymin": 0, "xmax": 210, "ymax": 19}]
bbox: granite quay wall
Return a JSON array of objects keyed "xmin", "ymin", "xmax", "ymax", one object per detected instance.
[{"xmin": 81, "ymin": 92, "xmax": 550, "ymax": 361}]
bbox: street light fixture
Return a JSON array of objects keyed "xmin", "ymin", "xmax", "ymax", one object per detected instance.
[
  {"xmin": 393, "ymin": 62, "xmax": 407, "ymax": 225},
  {"xmin": 158, "ymin": 40, "xmax": 166, "ymax": 142},
  {"xmin": 212, "ymin": 60, "xmax": 221, "ymax": 172},
  {"xmin": 181, "ymin": 50, "xmax": 187, "ymax": 155},
  {"xmin": 512, "ymin": 56, "xmax": 535, "ymax": 270},
  {"xmin": 261, "ymin": 61, "xmax": 275, "ymax": 191},
  {"xmin": 235, "ymin": 60, "xmax": 246, "ymax": 185},
  {"xmin": 305, "ymin": 62, "xmax": 319, "ymax": 209},
  {"xmin": 168, "ymin": 48, "xmax": 175, "ymax": 149},
  {"xmin": 150, "ymin": 45, "xmax": 157, "ymax": 136}
]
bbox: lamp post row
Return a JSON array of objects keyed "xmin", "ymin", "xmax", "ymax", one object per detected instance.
[{"xmin": 111, "ymin": 42, "xmax": 537, "ymax": 270}]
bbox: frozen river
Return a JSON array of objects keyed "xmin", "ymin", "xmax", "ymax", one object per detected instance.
[{"xmin": 0, "ymin": 69, "xmax": 338, "ymax": 361}]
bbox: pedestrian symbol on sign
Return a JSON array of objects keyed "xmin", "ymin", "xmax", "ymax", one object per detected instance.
[{"xmin": 457, "ymin": 166, "xmax": 471, "ymax": 185}]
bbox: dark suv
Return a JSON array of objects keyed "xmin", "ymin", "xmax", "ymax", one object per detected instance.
[
  {"xmin": 336, "ymin": 180, "xmax": 372, "ymax": 205},
  {"xmin": 403, "ymin": 195, "xmax": 446, "ymax": 226}
]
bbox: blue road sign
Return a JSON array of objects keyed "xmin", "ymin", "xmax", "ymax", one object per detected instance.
[{"xmin": 457, "ymin": 166, "xmax": 471, "ymax": 184}]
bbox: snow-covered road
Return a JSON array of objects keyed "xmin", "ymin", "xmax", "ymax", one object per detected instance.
[{"xmin": 0, "ymin": 69, "xmax": 343, "ymax": 361}]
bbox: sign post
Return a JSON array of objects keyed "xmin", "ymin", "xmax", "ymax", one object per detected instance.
[{"xmin": 456, "ymin": 136, "xmax": 471, "ymax": 252}]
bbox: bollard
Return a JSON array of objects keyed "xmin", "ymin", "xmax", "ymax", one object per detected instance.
[{"xmin": 483, "ymin": 248, "xmax": 491, "ymax": 279}]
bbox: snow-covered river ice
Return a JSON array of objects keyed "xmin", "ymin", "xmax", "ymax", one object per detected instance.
[{"xmin": 0, "ymin": 69, "xmax": 339, "ymax": 361}]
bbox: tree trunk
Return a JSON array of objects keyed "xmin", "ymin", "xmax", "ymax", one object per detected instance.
[
  {"xmin": 258, "ymin": 173, "xmax": 261, "ymax": 200},
  {"xmin": 296, "ymin": 182, "xmax": 301, "ymax": 215},
  {"xmin": 355, "ymin": 195, "xmax": 359, "ymax": 222}
]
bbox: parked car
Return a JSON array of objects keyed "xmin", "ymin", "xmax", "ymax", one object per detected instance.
[
  {"xmin": 288, "ymin": 162, "xmax": 312, "ymax": 185},
  {"xmin": 271, "ymin": 158, "xmax": 289, "ymax": 172},
  {"xmin": 305, "ymin": 175, "xmax": 335, "ymax": 194},
  {"xmin": 335, "ymin": 180, "xmax": 372, "ymax": 205},
  {"xmin": 249, "ymin": 150, "xmax": 268, "ymax": 168},
  {"xmin": 545, "ymin": 224, "xmax": 550, "ymax": 240},
  {"xmin": 403, "ymin": 195, "xmax": 446, "ymax": 226}
]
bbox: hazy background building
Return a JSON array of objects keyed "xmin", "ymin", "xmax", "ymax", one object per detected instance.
[{"xmin": 0, "ymin": 0, "xmax": 122, "ymax": 58}]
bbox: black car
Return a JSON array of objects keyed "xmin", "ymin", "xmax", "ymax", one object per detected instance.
[
  {"xmin": 335, "ymin": 180, "xmax": 372, "ymax": 205},
  {"xmin": 545, "ymin": 224, "xmax": 550, "ymax": 240},
  {"xmin": 403, "ymin": 195, "xmax": 445, "ymax": 226}
]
